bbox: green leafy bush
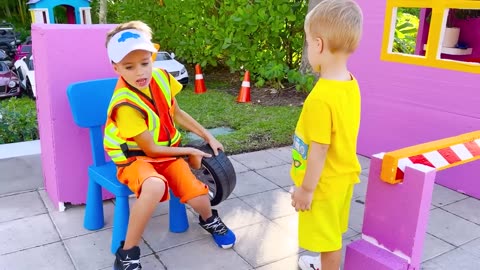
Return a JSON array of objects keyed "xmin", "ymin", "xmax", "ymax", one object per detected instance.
[
  {"xmin": 93, "ymin": 0, "xmax": 314, "ymax": 92},
  {"xmin": 398, "ymin": 7, "xmax": 420, "ymax": 17},
  {"xmin": 393, "ymin": 11, "xmax": 419, "ymax": 54},
  {"xmin": 0, "ymin": 97, "xmax": 39, "ymax": 144}
]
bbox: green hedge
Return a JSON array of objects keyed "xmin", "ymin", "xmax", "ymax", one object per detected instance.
[
  {"xmin": 92, "ymin": 0, "xmax": 315, "ymax": 92},
  {"xmin": 0, "ymin": 97, "xmax": 39, "ymax": 144}
]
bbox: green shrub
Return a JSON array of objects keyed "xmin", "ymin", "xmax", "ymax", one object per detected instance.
[
  {"xmin": 94, "ymin": 0, "xmax": 313, "ymax": 91},
  {"xmin": 398, "ymin": 7, "xmax": 420, "ymax": 17},
  {"xmin": 393, "ymin": 11, "xmax": 420, "ymax": 54},
  {"xmin": 0, "ymin": 97, "xmax": 39, "ymax": 144}
]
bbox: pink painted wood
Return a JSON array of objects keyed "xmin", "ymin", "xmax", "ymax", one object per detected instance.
[{"xmin": 32, "ymin": 23, "xmax": 118, "ymax": 208}]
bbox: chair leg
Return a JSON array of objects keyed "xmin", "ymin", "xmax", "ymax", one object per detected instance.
[
  {"xmin": 84, "ymin": 178, "xmax": 104, "ymax": 230},
  {"xmin": 169, "ymin": 191, "xmax": 189, "ymax": 233},
  {"xmin": 111, "ymin": 195, "xmax": 130, "ymax": 254}
]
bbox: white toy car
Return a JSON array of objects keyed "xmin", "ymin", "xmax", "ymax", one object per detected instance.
[
  {"xmin": 14, "ymin": 54, "xmax": 35, "ymax": 98},
  {"xmin": 153, "ymin": 52, "xmax": 189, "ymax": 86}
]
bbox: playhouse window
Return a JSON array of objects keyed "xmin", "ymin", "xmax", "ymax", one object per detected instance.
[
  {"xmin": 79, "ymin": 8, "xmax": 92, "ymax": 24},
  {"xmin": 31, "ymin": 8, "xmax": 49, "ymax": 24},
  {"xmin": 381, "ymin": 0, "xmax": 480, "ymax": 74}
]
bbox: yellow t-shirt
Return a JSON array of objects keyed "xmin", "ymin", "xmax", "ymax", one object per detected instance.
[
  {"xmin": 290, "ymin": 76, "xmax": 362, "ymax": 191},
  {"xmin": 115, "ymin": 74, "xmax": 183, "ymax": 138}
]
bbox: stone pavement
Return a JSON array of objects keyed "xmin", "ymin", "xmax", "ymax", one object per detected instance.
[{"xmin": 1, "ymin": 146, "xmax": 480, "ymax": 270}]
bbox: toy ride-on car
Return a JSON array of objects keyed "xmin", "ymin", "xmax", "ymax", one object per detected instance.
[{"xmin": 0, "ymin": 22, "xmax": 21, "ymax": 59}]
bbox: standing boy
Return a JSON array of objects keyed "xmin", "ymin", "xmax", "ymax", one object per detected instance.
[
  {"xmin": 290, "ymin": 1, "xmax": 363, "ymax": 269},
  {"xmin": 103, "ymin": 21, "xmax": 236, "ymax": 270}
]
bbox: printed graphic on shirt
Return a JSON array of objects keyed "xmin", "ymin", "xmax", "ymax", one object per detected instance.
[{"xmin": 292, "ymin": 134, "xmax": 308, "ymax": 169}]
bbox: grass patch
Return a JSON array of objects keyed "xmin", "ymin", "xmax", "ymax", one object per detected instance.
[
  {"xmin": 176, "ymin": 85, "xmax": 301, "ymax": 154},
  {"xmin": 0, "ymin": 84, "xmax": 302, "ymax": 155}
]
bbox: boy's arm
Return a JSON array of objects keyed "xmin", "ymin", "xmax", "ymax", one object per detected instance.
[
  {"xmin": 172, "ymin": 100, "xmax": 224, "ymax": 155},
  {"xmin": 115, "ymin": 104, "xmax": 210, "ymax": 161},
  {"xmin": 291, "ymin": 141, "xmax": 329, "ymax": 212},
  {"xmin": 133, "ymin": 130, "xmax": 210, "ymax": 159},
  {"xmin": 302, "ymin": 141, "xmax": 329, "ymax": 192}
]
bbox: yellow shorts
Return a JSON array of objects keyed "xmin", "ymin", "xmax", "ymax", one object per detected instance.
[{"xmin": 298, "ymin": 179, "xmax": 355, "ymax": 252}]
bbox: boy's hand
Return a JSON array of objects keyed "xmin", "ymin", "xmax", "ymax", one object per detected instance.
[
  {"xmin": 207, "ymin": 137, "xmax": 224, "ymax": 156},
  {"xmin": 188, "ymin": 148, "xmax": 212, "ymax": 169},
  {"xmin": 291, "ymin": 186, "xmax": 314, "ymax": 212}
]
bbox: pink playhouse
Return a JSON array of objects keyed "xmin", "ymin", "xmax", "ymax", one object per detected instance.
[
  {"xmin": 344, "ymin": 0, "xmax": 480, "ymax": 269},
  {"xmin": 352, "ymin": 0, "xmax": 479, "ymax": 198},
  {"xmin": 32, "ymin": 0, "xmax": 478, "ymax": 269}
]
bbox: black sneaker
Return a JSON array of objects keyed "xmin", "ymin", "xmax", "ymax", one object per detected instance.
[
  {"xmin": 199, "ymin": 209, "xmax": 236, "ymax": 249},
  {"xmin": 114, "ymin": 241, "xmax": 142, "ymax": 270}
]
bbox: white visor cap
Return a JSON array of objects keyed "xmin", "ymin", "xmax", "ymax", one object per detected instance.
[{"xmin": 107, "ymin": 29, "xmax": 157, "ymax": 63}]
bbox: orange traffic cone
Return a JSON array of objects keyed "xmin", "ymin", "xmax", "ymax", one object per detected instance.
[
  {"xmin": 236, "ymin": 71, "xmax": 251, "ymax": 103},
  {"xmin": 194, "ymin": 64, "xmax": 207, "ymax": 94}
]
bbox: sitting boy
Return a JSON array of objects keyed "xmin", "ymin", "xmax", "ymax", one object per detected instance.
[{"xmin": 103, "ymin": 21, "xmax": 236, "ymax": 270}]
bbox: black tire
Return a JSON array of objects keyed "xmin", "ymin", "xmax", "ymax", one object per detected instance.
[
  {"xmin": 26, "ymin": 79, "xmax": 34, "ymax": 99},
  {"xmin": 185, "ymin": 140, "xmax": 236, "ymax": 206},
  {"xmin": 16, "ymin": 67, "xmax": 24, "ymax": 82}
]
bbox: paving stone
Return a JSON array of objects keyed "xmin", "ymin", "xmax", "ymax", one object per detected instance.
[
  {"xmin": 0, "ymin": 214, "xmax": 59, "ymax": 255},
  {"xmin": 459, "ymin": 237, "xmax": 480, "ymax": 258},
  {"xmin": 348, "ymin": 198, "xmax": 366, "ymax": 233},
  {"xmin": 159, "ymin": 238, "xmax": 251, "ymax": 270},
  {"xmin": 431, "ymin": 184, "xmax": 468, "ymax": 207},
  {"xmin": 427, "ymin": 208, "xmax": 480, "ymax": 246},
  {"xmin": 232, "ymin": 151, "xmax": 286, "ymax": 170},
  {"xmin": 0, "ymin": 191, "xmax": 46, "ymax": 222},
  {"xmin": 142, "ymin": 211, "xmax": 210, "ymax": 252},
  {"xmin": 64, "ymin": 229, "xmax": 151, "ymax": 270},
  {"xmin": 233, "ymin": 171, "xmax": 278, "ymax": 197},
  {"xmin": 50, "ymin": 200, "xmax": 115, "ymax": 239},
  {"xmin": 265, "ymin": 147, "xmax": 292, "ymax": 163},
  {"xmin": 0, "ymin": 154, "xmax": 43, "ymax": 195},
  {"xmin": 255, "ymin": 253, "xmax": 301, "ymax": 270},
  {"xmin": 422, "ymin": 248, "xmax": 480, "ymax": 270},
  {"xmin": 443, "ymin": 197, "xmax": 480, "ymax": 225},
  {"xmin": 0, "ymin": 242, "xmax": 74, "ymax": 270},
  {"xmin": 210, "ymin": 197, "xmax": 269, "ymax": 229},
  {"xmin": 230, "ymin": 158, "xmax": 250, "ymax": 173},
  {"xmin": 422, "ymin": 233, "xmax": 456, "ymax": 262},
  {"xmin": 352, "ymin": 174, "xmax": 369, "ymax": 199},
  {"xmin": 241, "ymin": 189, "xmax": 296, "ymax": 220},
  {"xmin": 38, "ymin": 189, "xmax": 57, "ymax": 212},
  {"xmin": 233, "ymin": 221, "xmax": 300, "ymax": 268},
  {"xmin": 256, "ymin": 164, "xmax": 293, "ymax": 187}
]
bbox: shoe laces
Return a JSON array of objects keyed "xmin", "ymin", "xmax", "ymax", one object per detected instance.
[
  {"xmin": 121, "ymin": 256, "xmax": 141, "ymax": 270},
  {"xmin": 203, "ymin": 216, "xmax": 228, "ymax": 235}
]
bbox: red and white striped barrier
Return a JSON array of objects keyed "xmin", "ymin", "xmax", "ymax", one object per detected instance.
[{"xmin": 381, "ymin": 131, "xmax": 480, "ymax": 183}]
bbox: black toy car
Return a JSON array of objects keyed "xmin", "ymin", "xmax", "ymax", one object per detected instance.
[{"xmin": 0, "ymin": 22, "xmax": 21, "ymax": 59}]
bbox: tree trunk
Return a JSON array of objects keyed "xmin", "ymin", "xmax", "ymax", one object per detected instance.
[
  {"xmin": 300, "ymin": 0, "xmax": 323, "ymax": 74},
  {"xmin": 99, "ymin": 0, "xmax": 107, "ymax": 23},
  {"xmin": 4, "ymin": 3, "xmax": 12, "ymax": 18}
]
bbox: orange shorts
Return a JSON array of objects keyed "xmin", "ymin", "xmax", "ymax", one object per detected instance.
[{"xmin": 116, "ymin": 157, "xmax": 209, "ymax": 203}]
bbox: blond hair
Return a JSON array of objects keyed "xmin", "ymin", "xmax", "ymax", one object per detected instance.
[
  {"xmin": 105, "ymin": 20, "xmax": 153, "ymax": 47},
  {"xmin": 304, "ymin": 0, "xmax": 363, "ymax": 54}
]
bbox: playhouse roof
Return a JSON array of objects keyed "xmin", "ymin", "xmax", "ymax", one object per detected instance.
[{"xmin": 27, "ymin": 0, "xmax": 91, "ymax": 4}]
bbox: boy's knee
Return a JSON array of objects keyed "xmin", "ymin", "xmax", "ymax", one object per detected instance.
[{"xmin": 141, "ymin": 177, "xmax": 167, "ymax": 200}]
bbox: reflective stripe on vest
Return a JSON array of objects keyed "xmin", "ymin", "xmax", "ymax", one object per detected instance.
[{"xmin": 103, "ymin": 68, "xmax": 182, "ymax": 165}]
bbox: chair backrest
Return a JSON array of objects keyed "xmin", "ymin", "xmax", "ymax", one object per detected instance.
[
  {"xmin": 67, "ymin": 78, "xmax": 117, "ymax": 128},
  {"xmin": 66, "ymin": 78, "xmax": 117, "ymax": 166}
]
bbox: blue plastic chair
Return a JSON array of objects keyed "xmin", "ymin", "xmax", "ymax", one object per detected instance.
[{"xmin": 66, "ymin": 78, "xmax": 189, "ymax": 254}]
